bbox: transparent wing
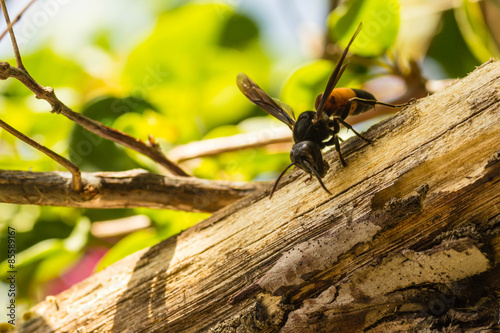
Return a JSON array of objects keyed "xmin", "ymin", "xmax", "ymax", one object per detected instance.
[
  {"xmin": 316, "ymin": 22, "xmax": 362, "ymax": 119},
  {"xmin": 237, "ymin": 73, "xmax": 295, "ymax": 130}
]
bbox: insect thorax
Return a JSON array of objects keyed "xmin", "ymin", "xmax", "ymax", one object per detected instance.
[{"xmin": 293, "ymin": 111, "xmax": 331, "ymax": 143}]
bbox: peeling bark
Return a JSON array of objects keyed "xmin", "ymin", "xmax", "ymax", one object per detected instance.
[{"xmin": 18, "ymin": 60, "xmax": 500, "ymax": 332}]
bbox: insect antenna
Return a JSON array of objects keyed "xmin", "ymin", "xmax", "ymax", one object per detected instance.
[
  {"xmin": 303, "ymin": 160, "xmax": 331, "ymax": 195},
  {"xmin": 269, "ymin": 162, "xmax": 295, "ymax": 198}
]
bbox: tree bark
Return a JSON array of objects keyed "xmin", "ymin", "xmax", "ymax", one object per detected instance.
[
  {"xmin": 0, "ymin": 169, "xmax": 263, "ymax": 213},
  {"xmin": 18, "ymin": 59, "xmax": 500, "ymax": 332}
]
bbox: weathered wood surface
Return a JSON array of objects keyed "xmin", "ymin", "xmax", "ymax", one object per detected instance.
[
  {"xmin": 19, "ymin": 60, "xmax": 500, "ymax": 332},
  {"xmin": 0, "ymin": 169, "xmax": 263, "ymax": 212}
]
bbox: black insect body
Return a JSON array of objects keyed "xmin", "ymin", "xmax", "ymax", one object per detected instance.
[{"xmin": 237, "ymin": 23, "xmax": 413, "ymax": 198}]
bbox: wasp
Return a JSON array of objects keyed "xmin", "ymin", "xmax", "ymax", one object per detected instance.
[{"xmin": 237, "ymin": 23, "xmax": 414, "ymax": 197}]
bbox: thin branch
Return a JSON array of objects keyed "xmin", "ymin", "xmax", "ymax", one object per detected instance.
[
  {"xmin": 91, "ymin": 215, "xmax": 151, "ymax": 239},
  {"xmin": 168, "ymin": 127, "xmax": 292, "ymax": 163},
  {"xmin": 168, "ymin": 85, "xmax": 426, "ymax": 163},
  {"xmin": 0, "ymin": 0, "xmax": 38, "ymax": 42},
  {"xmin": 0, "ymin": 0, "xmax": 24, "ymax": 69},
  {"xmin": 0, "ymin": 169, "xmax": 266, "ymax": 212},
  {"xmin": 0, "ymin": 118, "xmax": 82, "ymax": 191},
  {"xmin": 0, "ymin": 62, "xmax": 190, "ymax": 177}
]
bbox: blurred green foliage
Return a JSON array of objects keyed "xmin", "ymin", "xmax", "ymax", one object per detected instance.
[
  {"xmin": 0, "ymin": 0, "xmax": 497, "ymax": 309},
  {"xmin": 328, "ymin": 0, "xmax": 400, "ymax": 56}
]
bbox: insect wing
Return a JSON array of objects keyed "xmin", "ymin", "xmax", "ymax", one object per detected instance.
[
  {"xmin": 272, "ymin": 97, "xmax": 295, "ymax": 121},
  {"xmin": 316, "ymin": 22, "xmax": 362, "ymax": 120},
  {"xmin": 237, "ymin": 73, "xmax": 295, "ymax": 129}
]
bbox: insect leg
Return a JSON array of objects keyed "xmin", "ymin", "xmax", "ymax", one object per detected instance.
[
  {"xmin": 347, "ymin": 97, "xmax": 415, "ymax": 109},
  {"xmin": 321, "ymin": 126, "xmax": 347, "ymax": 166},
  {"xmin": 335, "ymin": 117, "xmax": 372, "ymax": 144},
  {"xmin": 333, "ymin": 135, "xmax": 347, "ymax": 167}
]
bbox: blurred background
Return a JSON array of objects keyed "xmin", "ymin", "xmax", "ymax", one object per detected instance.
[{"xmin": 0, "ymin": 0, "xmax": 499, "ymax": 316}]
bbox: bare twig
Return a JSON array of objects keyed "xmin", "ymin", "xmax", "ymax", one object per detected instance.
[
  {"xmin": 0, "ymin": 118, "xmax": 82, "ymax": 191},
  {"xmin": 91, "ymin": 215, "xmax": 151, "ymax": 239},
  {"xmin": 0, "ymin": 1, "xmax": 188, "ymax": 177},
  {"xmin": 0, "ymin": 0, "xmax": 38, "ymax": 42},
  {"xmin": 168, "ymin": 85, "xmax": 426, "ymax": 163},
  {"xmin": 0, "ymin": 62, "xmax": 190, "ymax": 177},
  {"xmin": 0, "ymin": 0, "xmax": 24, "ymax": 69},
  {"xmin": 168, "ymin": 127, "xmax": 292, "ymax": 163},
  {"xmin": 0, "ymin": 169, "xmax": 265, "ymax": 212}
]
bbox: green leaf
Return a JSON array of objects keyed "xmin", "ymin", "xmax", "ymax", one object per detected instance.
[
  {"xmin": 218, "ymin": 13, "xmax": 259, "ymax": 48},
  {"xmin": 0, "ymin": 218, "xmax": 90, "ymax": 281},
  {"xmin": 63, "ymin": 217, "xmax": 91, "ymax": 253},
  {"xmin": 32, "ymin": 250, "xmax": 81, "ymax": 283},
  {"xmin": 68, "ymin": 96, "xmax": 156, "ymax": 171},
  {"xmin": 427, "ymin": 10, "xmax": 481, "ymax": 78},
  {"xmin": 0, "ymin": 239, "xmax": 64, "ymax": 279},
  {"xmin": 203, "ymin": 125, "xmax": 241, "ymax": 140},
  {"xmin": 123, "ymin": 3, "xmax": 270, "ymax": 143},
  {"xmin": 134, "ymin": 208, "xmax": 209, "ymax": 238},
  {"xmin": 95, "ymin": 229, "xmax": 158, "ymax": 271},
  {"xmin": 281, "ymin": 60, "xmax": 360, "ymax": 115},
  {"xmin": 454, "ymin": 0, "xmax": 500, "ymax": 62},
  {"xmin": 3, "ymin": 49, "xmax": 91, "ymax": 97},
  {"xmin": 328, "ymin": 0, "xmax": 400, "ymax": 57}
]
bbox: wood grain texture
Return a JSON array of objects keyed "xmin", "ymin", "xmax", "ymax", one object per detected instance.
[
  {"xmin": 19, "ymin": 60, "xmax": 500, "ymax": 332},
  {"xmin": 0, "ymin": 169, "xmax": 264, "ymax": 212}
]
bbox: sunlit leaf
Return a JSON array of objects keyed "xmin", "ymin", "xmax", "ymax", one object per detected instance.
[
  {"xmin": 68, "ymin": 96, "xmax": 156, "ymax": 171},
  {"xmin": 203, "ymin": 125, "xmax": 241, "ymax": 139},
  {"xmin": 281, "ymin": 60, "xmax": 360, "ymax": 115},
  {"xmin": 123, "ymin": 3, "xmax": 270, "ymax": 143},
  {"xmin": 136, "ymin": 208, "xmax": 209, "ymax": 239},
  {"xmin": 426, "ymin": 10, "xmax": 480, "ymax": 78},
  {"xmin": 2, "ymin": 49, "xmax": 91, "ymax": 98},
  {"xmin": 33, "ymin": 250, "xmax": 81, "ymax": 283},
  {"xmin": 95, "ymin": 229, "xmax": 158, "ymax": 271},
  {"xmin": 454, "ymin": 0, "xmax": 500, "ymax": 62},
  {"xmin": 394, "ymin": 0, "xmax": 442, "ymax": 62},
  {"xmin": 328, "ymin": 0, "xmax": 400, "ymax": 57},
  {"xmin": 194, "ymin": 148, "xmax": 290, "ymax": 182},
  {"xmin": 0, "ymin": 218, "xmax": 90, "ymax": 282},
  {"xmin": 0, "ymin": 239, "xmax": 64, "ymax": 279},
  {"xmin": 63, "ymin": 217, "xmax": 91, "ymax": 253}
]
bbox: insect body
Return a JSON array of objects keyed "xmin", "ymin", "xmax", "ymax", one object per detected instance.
[{"xmin": 237, "ymin": 23, "xmax": 413, "ymax": 198}]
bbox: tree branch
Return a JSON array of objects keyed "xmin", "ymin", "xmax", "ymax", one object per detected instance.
[
  {"xmin": 0, "ymin": 62, "xmax": 189, "ymax": 177},
  {"xmin": 0, "ymin": 1, "xmax": 188, "ymax": 177},
  {"xmin": 17, "ymin": 60, "xmax": 500, "ymax": 332},
  {"xmin": 0, "ymin": 169, "xmax": 264, "ymax": 212},
  {"xmin": 0, "ymin": 0, "xmax": 38, "ymax": 42},
  {"xmin": 0, "ymin": 119, "xmax": 82, "ymax": 191},
  {"xmin": 0, "ymin": 0, "xmax": 24, "ymax": 69},
  {"xmin": 168, "ymin": 127, "xmax": 292, "ymax": 163}
]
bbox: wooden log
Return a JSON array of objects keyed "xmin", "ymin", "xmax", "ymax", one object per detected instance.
[{"xmin": 18, "ymin": 59, "xmax": 500, "ymax": 332}]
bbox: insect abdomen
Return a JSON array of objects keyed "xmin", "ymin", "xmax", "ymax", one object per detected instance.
[
  {"xmin": 350, "ymin": 89, "xmax": 376, "ymax": 115},
  {"xmin": 315, "ymin": 88, "xmax": 356, "ymax": 118}
]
